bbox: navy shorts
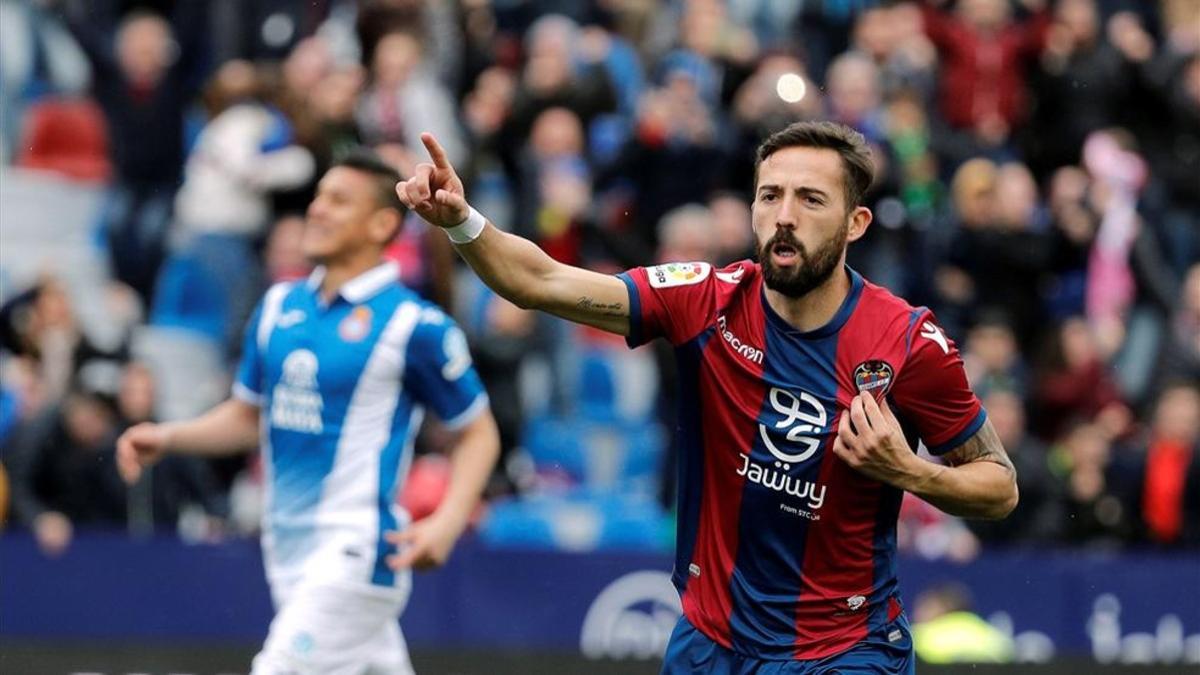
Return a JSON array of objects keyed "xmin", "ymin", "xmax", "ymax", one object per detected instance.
[{"xmin": 661, "ymin": 614, "xmax": 915, "ymax": 675}]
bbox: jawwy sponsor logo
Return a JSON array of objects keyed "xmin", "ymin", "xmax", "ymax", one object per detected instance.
[
  {"xmin": 580, "ymin": 571, "xmax": 682, "ymax": 660},
  {"xmin": 738, "ymin": 387, "xmax": 828, "ymax": 515}
]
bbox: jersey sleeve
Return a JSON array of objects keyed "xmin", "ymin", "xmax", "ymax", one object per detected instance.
[
  {"xmin": 890, "ymin": 311, "xmax": 986, "ymax": 456},
  {"xmin": 403, "ymin": 309, "xmax": 489, "ymax": 429},
  {"xmin": 617, "ymin": 262, "xmax": 718, "ymax": 348},
  {"xmin": 232, "ymin": 300, "xmax": 266, "ymax": 405}
]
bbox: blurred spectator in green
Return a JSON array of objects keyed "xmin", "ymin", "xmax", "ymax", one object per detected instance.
[{"xmin": 912, "ymin": 582, "xmax": 1014, "ymax": 664}]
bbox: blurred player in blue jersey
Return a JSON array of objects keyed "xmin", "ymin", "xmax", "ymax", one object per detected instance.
[{"xmin": 117, "ymin": 151, "xmax": 500, "ymax": 674}]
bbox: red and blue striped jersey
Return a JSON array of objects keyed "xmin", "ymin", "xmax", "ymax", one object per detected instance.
[{"xmin": 618, "ymin": 260, "xmax": 986, "ymax": 660}]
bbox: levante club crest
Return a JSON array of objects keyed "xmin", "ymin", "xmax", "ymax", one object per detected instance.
[{"xmin": 853, "ymin": 360, "xmax": 894, "ymax": 399}]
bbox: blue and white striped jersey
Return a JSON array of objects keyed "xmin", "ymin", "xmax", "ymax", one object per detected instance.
[{"xmin": 233, "ymin": 262, "xmax": 487, "ymax": 592}]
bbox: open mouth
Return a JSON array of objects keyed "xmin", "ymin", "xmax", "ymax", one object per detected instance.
[{"xmin": 770, "ymin": 241, "xmax": 800, "ymax": 264}]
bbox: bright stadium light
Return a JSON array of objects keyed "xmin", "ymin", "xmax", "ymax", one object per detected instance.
[{"xmin": 776, "ymin": 73, "xmax": 807, "ymax": 103}]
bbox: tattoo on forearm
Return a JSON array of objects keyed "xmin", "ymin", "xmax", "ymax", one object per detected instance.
[
  {"xmin": 576, "ymin": 297, "xmax": 625, "ymax": 317},
  {"xmin": 943, "ymin": 420, "xmax": 1016, "ymax": 477}
]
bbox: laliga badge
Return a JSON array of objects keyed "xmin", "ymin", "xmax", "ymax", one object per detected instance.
[
  {"xmin": 339, "ymin": 306, "xmax": 373, "ymax": 342},
  {"xmin": 853, "ymin": 360, "xmax": 894, "ymax": 400}
]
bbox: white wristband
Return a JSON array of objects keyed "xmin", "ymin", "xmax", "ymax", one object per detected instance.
[{"xmin": 444, "ymin": 207, "xmax": 486, "ymax": 244}]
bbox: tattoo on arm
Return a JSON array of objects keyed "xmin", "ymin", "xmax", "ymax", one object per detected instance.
[
  {"xmin": 941, "ymin": 419, "xmax": 1016, "ymax": 477},
  {"xmin": 576, "ymin": 296, "xmax": 625, "ymax": 317}
]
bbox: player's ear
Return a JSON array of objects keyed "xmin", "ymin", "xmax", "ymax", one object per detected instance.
[
  {"xmin": 845, "ymin": 206, "xmax": 872, "ymax": 243},
  {"xmin": 369, "ymin": 207, "xmax": 403, "ymax": 245}
]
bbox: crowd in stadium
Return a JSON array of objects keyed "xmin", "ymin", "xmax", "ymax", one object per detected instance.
[{"xmin": 0, "ymin": 0, "xmax": 1197, "ymax": 560}]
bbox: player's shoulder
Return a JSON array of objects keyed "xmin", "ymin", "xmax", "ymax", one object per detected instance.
[
  {"xmin": 855, "ymin": 275, "xmax": 923, "ymax": 320},
  {"xmin": 403, "ymin": 296, "xmax": 466, "ymax": 344},
  {"xmin": 852, "ymin": 274, "xmax": 931, "ymax": 334},
  {"xmin": 640, "ymin": 259, "xmax": 758, "ymax": 293}
]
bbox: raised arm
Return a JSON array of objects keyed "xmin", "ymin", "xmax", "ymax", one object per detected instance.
[{"xmin": 396, "ymin": 133, "xmax": 631, "ymax": 336}]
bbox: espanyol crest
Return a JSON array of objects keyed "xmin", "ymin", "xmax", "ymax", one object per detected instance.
[{"xmin": 339, "ymin": 306, "xmax": 373, "ymax": 342}]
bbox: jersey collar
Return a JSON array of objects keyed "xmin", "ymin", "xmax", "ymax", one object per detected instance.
[
  {"xmin": 305, "ymin": 261, "xmax": 400, "ymax": 305},
  {"xmin": 760, "ymin": 265, "xmax": 864, "ymax": 339}
]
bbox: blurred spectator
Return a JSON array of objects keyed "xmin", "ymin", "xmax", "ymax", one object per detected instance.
[
  {"xmin": 935, "ymin": 159, "xmax": 1052, "ymax": 344},
  {"xmin": 263, "ymin": 214, "xmax": 311, "ymax": 283},
  {"xmin": 1034, "ymin": 316, "xmax": 1128, "ymax": 441},
  {"xmin": 603, "ymin": 51, "xmax": 730, "ymax": 253},
  {"xmin": 963, "ymin": 312, "xmax": 1029, "ymax": 399},
  {"xmin": 176, "ymin": 60, "xmax": 315, "ymax": 242},
  {"xmin": 912, "ymin": 582, "xmax": 1015, "ymax": 664},
  {"xmin": 967, "ymin": 390, "xmax": 1059, "ymax": 545},
  {"xmin": 0, "ymin": 0, "xmax": 89, "ymax": 162},
  {"xmin": 852, "ymin": 4, "xmax": 937, "ymax": 100},
  {"xmin": 727, "ymin": 52, "xmax": 822, "ymax": 191},
  {"xmin": 6, "ymin": 366, "xmax": 125, "ymax": 556},
  {"xmin": 4, "ymin": 361, "xmax": 226, "ymax": 556},
  {"xmin": 1046, "ymin": 420, "xmax": 1134, "ymax": 547},
  {"xmin": 159, "ymin": 59, "xmax": 314, "ymax": 351},
  {"xmin": 920, "ymin": 0, "xmax": 1049, "ymax": 159},
  {"xmin": 1136, "ymin": 383, "xmax": 1200, "ymax": 546},
  {"xmin": 826, "ymin": 51, "xmax": 886, "ymax": 143},
  {"xmin": 458, "ymin": 278, "xmax": 537, "ymax": 495},
  {"xmin": 0, "ymin": 277, "xmax": 128, "ymax": 409},
  {"xmin": 515, "ymin": 107, "xmax": 591, "ymax": 261},
  {"xmin": 357, "ymin": 30, "xmax": 465, "ymax": 170},
  {"xmin": 708, "ymin": 191, "xmax": 755, "ymax": 265},
  {"xmin": 897, "ymin": 491, "xmax": 981, "ymax": 562},
  {"xmin": 353, "ymin": 0, "xmax": 463, "ymax": 91},
  {"xmin": 1025, "ymin": 0, "xmax": 1134, "ymax": 176},
  {"xmin": 55, "ymin": 0, "xmax": 211, "ymax": 305},
  {"xmin": 505, "ymin": 15, "xmax": 617, "ymax": 157},
  {"xmin": 1153, "ymin": 263, "xmax": 1200, "ymax": 389}
]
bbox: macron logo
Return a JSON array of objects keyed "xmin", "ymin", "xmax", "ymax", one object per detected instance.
[
  {"xmin": 920, "ymin": 321, "xmax": 949, "ymax": 354},
  {"xmin": 717, "ymin": 315, "xmax": 763, "ymax": 365}
]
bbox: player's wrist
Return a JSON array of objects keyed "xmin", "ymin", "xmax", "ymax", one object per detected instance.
[{"xmin": 442, "ymin": 206, "xmax": 486, "ymax": 244}]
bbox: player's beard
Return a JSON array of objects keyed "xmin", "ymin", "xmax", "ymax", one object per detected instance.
[{"xmin": 757, "ymin": 222, "xmax": 848, "ymax": 299}]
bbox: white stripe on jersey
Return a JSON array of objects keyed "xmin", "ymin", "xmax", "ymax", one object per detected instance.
[
  {"xmin": 310, "ymin": 301, "xmax": 422, "ymax": 587},
  {"xmin": 258, "ymin": 282, "xmax": 293, "ymax": 351},
  {"xmin": 257, "ymin": 282, "xmax": 293, "ymax": 584}
]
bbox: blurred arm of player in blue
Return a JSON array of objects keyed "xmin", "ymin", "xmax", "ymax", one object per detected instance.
[{"xmin": 117, "ymin": 153, "xmax": 500, "ymax": 570}]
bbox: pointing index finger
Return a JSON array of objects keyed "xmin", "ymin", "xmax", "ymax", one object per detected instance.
[{"xmin": 421, "ymin": 132, "xmax": 452, "ymax": 170}]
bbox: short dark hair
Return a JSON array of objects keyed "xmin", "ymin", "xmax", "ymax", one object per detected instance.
[
  {"xmin": 331, "ymin": 149, "xmax": 406, "ymax": 213},
  {"xmin": 754, "ymin": 121, "xmax": 875, "ymax": 210}
]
